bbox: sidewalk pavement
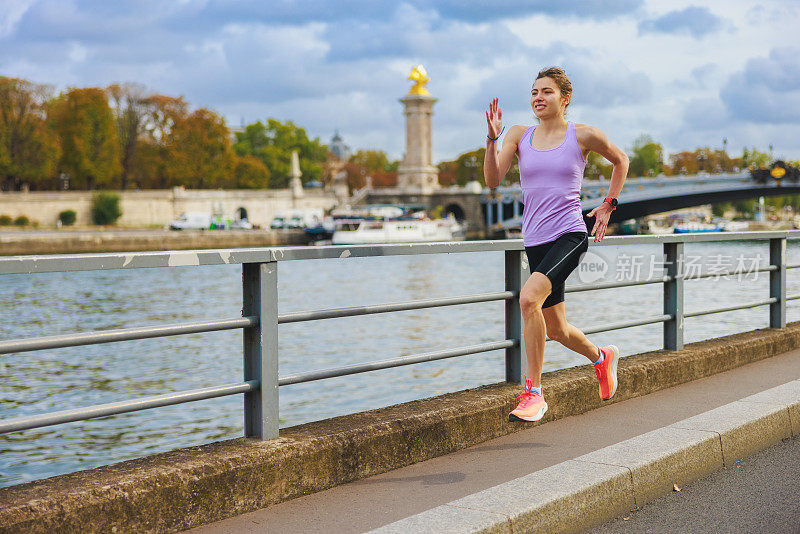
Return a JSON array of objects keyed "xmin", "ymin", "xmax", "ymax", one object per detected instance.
[{"xmin": 186, "ymin": 348, "xmax": 800, "ymax": 534}]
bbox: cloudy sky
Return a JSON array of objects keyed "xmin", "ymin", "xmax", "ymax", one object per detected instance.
[{"xmin": 2, "ymin": 0, "xmax": 799, "ymax": 163}]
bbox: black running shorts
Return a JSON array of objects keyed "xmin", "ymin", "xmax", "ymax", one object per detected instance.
[{"xmin": 525, "ymin": 231, "xmax": 589, "ymax": 309}]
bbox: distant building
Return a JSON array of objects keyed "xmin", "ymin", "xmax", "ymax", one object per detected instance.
[{"xmin": 329, "ymin": 130, "xmax": 351, "ymax": 161}]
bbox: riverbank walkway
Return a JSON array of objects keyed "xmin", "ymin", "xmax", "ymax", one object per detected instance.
[{"xmin": 187, "ymin": 346, "xmax": 800, "ymax": 533}]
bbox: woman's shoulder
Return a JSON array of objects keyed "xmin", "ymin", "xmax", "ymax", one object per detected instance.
[
  {"xmin": 574, "ymin": 123, "xmax": 604, "ymax": 138},
  {"xmin": 505, "ymin": 124, "xmax": 531, "ymax": 143}
]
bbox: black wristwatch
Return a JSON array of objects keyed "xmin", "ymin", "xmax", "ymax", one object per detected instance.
[{"xmin": 603, "ymin": 196, "xmax": 618, "ymax": 210}]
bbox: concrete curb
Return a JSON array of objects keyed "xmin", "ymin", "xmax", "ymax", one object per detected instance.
[
  {"xmin": 370, "ymin": 379, "xmax": 800, "ymax": 534},
  {"xmin": 2, "ymin": 325, "xmax": 800, "ymax": 533},
  {"xmin": 0, "ymin": 229, "xmax": 307, "ymax": 255}
]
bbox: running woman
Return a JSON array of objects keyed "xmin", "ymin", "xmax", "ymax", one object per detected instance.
[{"xmin": 483, "ymin": 66, "xmax": 629, "ymax": 422}]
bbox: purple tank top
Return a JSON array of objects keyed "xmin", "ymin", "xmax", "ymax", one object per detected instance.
[{"xmin": 517, "ymin": 121, "xmax": 587, "ymax": 246}]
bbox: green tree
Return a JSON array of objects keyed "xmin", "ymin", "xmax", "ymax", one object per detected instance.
[
  {"xmin": 742, "ymin": 147, "xmax": 771, "ymax": 168},
  {"xmin": 585, "ymin": 151, "xmax": 612, "ymax": 180},
  {"xmin": 711, "ymin": 202, "xmax": 731, "ymax": 217},
  {"xmin": 91, "ymin": 191, "xmax": 122, "ymax": 225},
  {"xmin": 628, "ymin": 135, "xmax": 663, "ymax": 177},
  {"xmin": 233, "ymin": 119, "xmax": 327, "ymax": 188},
  {"xmin": 349, "ymin": 150, "xmax": 390, "ymax": 171},
  {"xmin": 0, "ymin": 77, "xmax": 60, "ymax": 191},
  {"xmin": 51, "ymin": 87, "xmax": 120, "ymax": 190}
]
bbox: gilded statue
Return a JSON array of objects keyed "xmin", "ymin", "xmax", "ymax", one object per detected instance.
[{"xmin": 407, "ymin": 65, "xmax": 431, "ymax": 96}]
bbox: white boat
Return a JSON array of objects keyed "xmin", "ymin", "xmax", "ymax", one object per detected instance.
[
  {"xmin": 673, "ymin": 221, "xmax": 722, "ymax": 233},
  {"xmin": 332, "ymin": 214, "xmax": 465, "ymax": 244},
  {"xmin": 716, "ymin": 219, "xmax": 749, "ymax": 232},
  {"xmin": 645, "ymin": 219, "xmax": 673, "ymax": 235}
]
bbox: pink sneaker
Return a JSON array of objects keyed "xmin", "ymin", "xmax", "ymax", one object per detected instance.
[
  {"xmin": 595, "ymin": 345, "xmax": 620, "ymax": 401},
  {"xmin": 509, "ymin": 378, "xmax": 548, "ymax": 422}
]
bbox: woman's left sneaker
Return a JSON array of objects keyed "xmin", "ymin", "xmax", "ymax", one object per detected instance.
[
  {"xmin": 595, "ymin": 345, "xmax": 620, "ymax": 401},
  {"xmin": 509, "ymin": 378, "xmax": 548, "ymax": 422}
]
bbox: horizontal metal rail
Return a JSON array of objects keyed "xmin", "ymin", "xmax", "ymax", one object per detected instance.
[
  {"xmin": 788, "ymin": 294, "xmax": 800, "ymax": 301},
  {"xmin": 278, "ymin": 291, "xmax": 515, "ymax": 323},
  {"xmin": 0, "ymin": 317, "xmax": 258, "ymax": 355},
  {"xmin": 0, "ymin": 380, "xmax": 258, "ymax": 434},
  {"xmin": 684, "ymin": 298, "xmax": 777, "ymax": 318},
  {"xmin": 579, "ymin": 314, "xmax": 673, "ymax": 336},
  {"xmin": 566, "ymin": 276, "xmax": 671, "ymax": 293},
  {"xmin": 4, "ymin": 231, "xmax": 800, "ymax": 275},
  {"xmin": 787, "ymin": 263, "xmax": 800, "ymax": 269},
  {"xmin": 278, "ymin": 340, "xmax": 515, "ymax": 385},
  {"xmin": 683, "ymin": 265, "xmax": 777, "ymax": 281}
]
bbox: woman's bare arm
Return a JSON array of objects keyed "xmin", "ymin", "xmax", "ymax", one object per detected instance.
[
  {"xmin": 576, "ymin": 124, "xmax": 629, "ymax": 241},
  {"xmin": 484, "ymin": 98, "xmax": 525, "ymax": 188}
]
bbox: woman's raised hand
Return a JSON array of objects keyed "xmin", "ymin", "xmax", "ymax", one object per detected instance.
[{"xmin": 486, "ymin": 98, "xmax": 503, "ymax": 139}]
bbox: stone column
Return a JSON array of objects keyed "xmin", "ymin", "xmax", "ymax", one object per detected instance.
[
  {"xmin": 289, "ymin": 149, "xmax": 304, "ymax": 204},
  {"xmin": 397, "ymin": 94, "xmax": 440, "ymax": 193}
]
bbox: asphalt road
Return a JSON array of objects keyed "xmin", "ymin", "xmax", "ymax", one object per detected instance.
[{"xmin": 588, "ymin": 434, "xmax": 800, "ymax": 534}]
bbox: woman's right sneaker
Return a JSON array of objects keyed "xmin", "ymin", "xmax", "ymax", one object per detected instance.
[
  {"xmin": 595, "ymin": 345, "xmax": 620, "ymax": 401},
  {"xmin": 509, "ymin": 378, "xmax": 548, "ymax": 422}
]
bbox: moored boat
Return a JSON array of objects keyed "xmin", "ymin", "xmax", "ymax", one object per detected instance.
[{"xmin": 331, "ymin": 210, "xmax": 465, "ymax": 244}]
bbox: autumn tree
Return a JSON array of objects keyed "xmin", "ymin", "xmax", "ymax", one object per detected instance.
[
  {"xmin": 0, "ymin": 77, "xmax": 60, "ymax": 191},
  {"xmin": 50, "ymin": 87, "xmax": 120, "ymax": 190},
  {"xmin": 169, "ymin": 108, "xmax": 234, "ymax": 188},
  {"xmin": 107, "ymin": 83, "xmax": 152, "ymax": 190},
  {"xmin": 233, "ymin": 155, "xmax": 270, "ymax": 189},
  {"xmin": 233, "ymin": 119, "xmax": 327, "ymax": 188},
  {"xmin": 664, "ymin": 147, "xmax": 742, "ymax": 175},
  {"xmin": 134, "ymin": 94, "xmax": 188, "ymax": 188},
  {"xmin": 667, "ymin": 151, "xmax": 700, "ymax": 175},
  {"xmin": 628, "ymin": 135, "xmax": 663, "ymax": 177},
  {"xmin": 439, "ymin": 148, "xmax": 507, "ymax": 187},
  {"xmin": 346, "ymin": 149, "xmax": 399, "ymax": 188},
  {"xmin": 349, "ymin": 149, "xmax": 390, "ymax": 171}
]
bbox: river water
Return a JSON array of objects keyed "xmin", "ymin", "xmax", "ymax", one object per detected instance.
[{"xmin": 2, "ymin": 239, "xmax": 800, "ymax": 488}]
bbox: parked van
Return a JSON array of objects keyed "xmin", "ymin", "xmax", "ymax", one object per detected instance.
[
  {"xmin": 169, "ymin": 212, "xmax": 210, "ymax": 230},
  {"xmin": 270, "ymin": 213, "xmax": 286, "ymax": 229}
]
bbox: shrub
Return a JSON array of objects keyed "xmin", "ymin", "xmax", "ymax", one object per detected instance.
[
  {"xmin": 13, "ymin": 216, "xmax": 29, "ymax": 226},
  {"xmin": 91, "ymin": 192, "xmax": 122, "ymax": 225},
  {"xmin": 0, "ymin": 215, "xmax": 11, "ymax": 225},
  {"xmin": 59, "ymin": 210, "xmax": 77, "ymax": 226}
]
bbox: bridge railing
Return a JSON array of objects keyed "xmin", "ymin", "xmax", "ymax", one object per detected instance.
[{"xmin": 1, "ymin": 231, "xmax": 799, "ymax": 440}]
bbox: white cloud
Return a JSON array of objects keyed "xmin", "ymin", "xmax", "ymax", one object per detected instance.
[
  {"xmin": 0, "ymin": 0, "xmax": 798, "ymax": 161},
  {"xmin": 0, "ymin": 0, "xmax": 36, "ymax": 36}
]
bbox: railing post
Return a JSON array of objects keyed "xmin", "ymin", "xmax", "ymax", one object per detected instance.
[
  {"xmin": 769, "ymin": 237, "xmax": 786, "ymax": 329},
  {"xmin": 663, "ymin": 242, "xmax": 684, "ymax": 350},
  {"xmin": 505, "ymin": 248, "xmax": 526, "ymax": 383},
  {"xmin": 242, "ymin": 261, "xmax": 279, "ymax": 440}
]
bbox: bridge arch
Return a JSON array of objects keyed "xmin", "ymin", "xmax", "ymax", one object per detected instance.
[{"xmin": 443, "ymin": 203, "xmax": 466, "ymax": 221}]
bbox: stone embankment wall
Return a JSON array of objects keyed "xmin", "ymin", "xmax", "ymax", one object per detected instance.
[
  {"xmin": 0, "ymin": 188, "xmax": 339, "ymax": 228},
  {"xmin": 0, "ymin": 229, "xmax": 310, "ymax": 255}
]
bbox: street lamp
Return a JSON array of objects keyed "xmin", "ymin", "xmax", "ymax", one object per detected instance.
[{"xmin": 722, "ymin": 138, "xmax": 728, "ymax": 172}]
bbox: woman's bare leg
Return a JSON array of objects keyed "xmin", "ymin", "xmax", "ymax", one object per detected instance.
[
  {"xmin": 519, "ymin": 272, "xmax": 552, "ymax": 388},
  {"xmin": 542, "ymin": 302, "xmax": 599, "ymax": 362}
]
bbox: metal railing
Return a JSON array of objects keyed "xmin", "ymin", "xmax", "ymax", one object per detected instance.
[{"xmin": 2, "ymin": 231, "xmax": 799, "ymax": 440}]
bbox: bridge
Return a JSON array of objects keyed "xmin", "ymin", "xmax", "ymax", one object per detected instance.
[
  {"xmin": 365, "ymin": 172, "xmax": 800, "ymax": 237},
  {"xmin": 1, "ymin": 233, "xmax": 799, "ymax": 533}
]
